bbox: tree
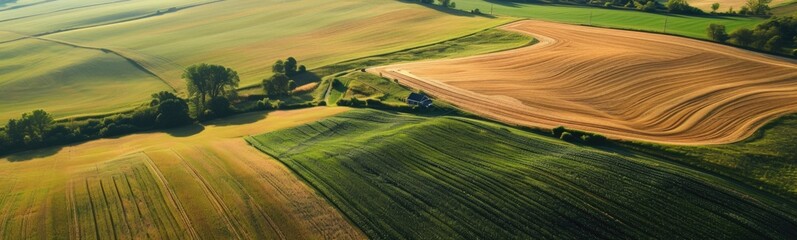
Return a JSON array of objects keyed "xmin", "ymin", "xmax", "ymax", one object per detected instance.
[
  {"xmin": 707, "ymin": 24, "xmax": 729, "ymax": 42},
  {"xmin": 551, "ymin": 126, "xmax": 566, "ymax": 138},
  {"xmin": 666, "ymin": 0, "xmax": 702, "ymax": 14},
  {"xmin": 272, "ymin": 60, "xmax": 285, "ymax": 74},
  {"xmin": 745, "ymin": 0, "xmax": 771, "ymax": 15},
  {"xmin": 711, "ymin": 2, "xmax": 720, "ymax": 13},
  {"xmin": 155, "ymin": 98, "xmax": 191, "ymax": 128},
  {"xmin": 730, "ymin": 28, "xmax": 755, "ymax": 46},
  {"xmin": 207, "ymin": 96, "xmax": 233, "ymax": 117},
  {"xmin": 183, "ymin": 64, "xmax": 240, "ymax": 116},
  {"xmin": 151, "ymin": 91, "xmax": 181, "ymax": 106},
  {"xmin": 635, "ymin": 0, "xmax": 656, "ymax": 12},
  {"xmin": 4, "ymin": 110, "xmax": 53, "ymax": 145},
  {"xmin": 262, "ymin": 73, "xmax": 293, "ymax": 97},
  {"xmin": 284, "ymin": 57, "xmax": 298, "ymax": 77},
  {"xmin": 24, "ymin": 110, "xmax": 53, "ymax": 142},
  {"xmin": 764, "ymin": 35, "xmax": 782, "ymax": 51},
  {"xmin": 739, "ymin": 5, "xmax": 750, "ymax": 14}
]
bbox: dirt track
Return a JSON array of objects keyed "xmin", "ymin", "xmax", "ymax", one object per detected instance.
[{"xmin": 370, "ymin": 20, "xmax": 797, "ymax": 145}]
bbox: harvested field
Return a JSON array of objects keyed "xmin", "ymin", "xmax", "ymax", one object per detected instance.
[
  {"xmin": 0, "ymin": 107, "xmax": 363, "ymax": 239},
  {"xmin": 371, "ymin": 20, "xmax": 797, "ymax": 145}
]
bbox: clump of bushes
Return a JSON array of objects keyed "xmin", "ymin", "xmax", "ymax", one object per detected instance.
[
  {"xmin": 707, "ymin": 16, "xmax": 797, "ymax": 55},
  {"xmin": 551, "ymin": 126, "xmax": 608, "ymax": 145},
  {"xmin": 263, "ymin": 57, "xmax": 306, "ymax": 98},
  {"xmin": 256, "ymin": 98, "xmax": 283, "ymax": 110}
]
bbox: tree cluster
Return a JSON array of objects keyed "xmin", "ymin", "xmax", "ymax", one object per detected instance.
[
  {"xmin": 665, "ymin": 0, "xmax": 703, "ymax": 14},
  {"xmin": 183, "ymin": 63, "xmax": 240, "ymax": 118},
  {"xmin": 738, "ymin": 0, "xmax": 771, "ymax": 15},
  {"xmin": 262, "ymin": 57, "xmax": 305, "ymax": 98},
  {"xmin": 708, "ymin": 16, "xmax": 797, "ymax": 55},
  {"xmin": 2, "ymin": 63, "xmax": 249, "ymax": 156}
]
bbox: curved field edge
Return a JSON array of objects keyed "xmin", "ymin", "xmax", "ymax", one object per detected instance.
[
  {"xmin": 0, "ymin": 107, "xmax": 365, "ymax": 239},
  {"xmin": 0, "ymin": 38, "xmax": 171, "ymax": 123},
  {"xmin": 0, "ymin": 0, "xmax": 529, "ymax": 122},
  {"xmin": 246, "ymin": 109, "xmax": 797, "ymax": 239},
  {"xmin": 453, "ymin": 0, "xmax": 764, "ymax": 39},
  {"xmin": 629, "ymin": 112, "xmax": 797, "ymax": 198},
  {"xmin": 371, "ymin": 20, "xmax": 797, "ymax": 145}
]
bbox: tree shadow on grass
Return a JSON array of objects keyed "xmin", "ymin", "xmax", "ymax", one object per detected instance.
[
  {"xmin": 5, "ymin": 145, "xmax": 64, "ymax": 162},
  {"xmin": 203, "ymin": 111, "xmax": 269, "ymax": 127},
  {"xmin": 166, "ymin": 124, "xmax": 205, "ymax": 137},
  {"xmin": 397, "ymin": 0, "xmax": 497, "ymax": 18},
  {"xmin": 294, "ymin": 71, "xmax": 322, "ymax": 86}
]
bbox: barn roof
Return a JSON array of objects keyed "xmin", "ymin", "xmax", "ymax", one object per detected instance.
[{"xmin": 408, "ymin": 92, "xmax": 428, "ymax": 102}]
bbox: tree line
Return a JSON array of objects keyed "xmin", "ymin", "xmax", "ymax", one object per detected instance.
[
  {"xmin": 708, "ymin": 16, "xmax": 797, "ymax": 56},
  {"xmin": 0, "ymin": 91, "xmax": 192, "ymax": 155},
  {"xmin": 1, "ymin": 57, "xmax": 314, "ymax": 156}
]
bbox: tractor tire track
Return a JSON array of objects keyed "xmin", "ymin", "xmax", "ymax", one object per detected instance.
[
  {"xmin": 141, "ymin": 152, "xmax": 199, "ymax": 240},
  {"xmin": 170, "ymin": 149, "xmax": 245, "ymax": 239}
]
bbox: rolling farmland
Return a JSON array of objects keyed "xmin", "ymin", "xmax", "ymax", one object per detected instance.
[
  {"xmin": 455, "ymin": 0, "xmax": 763, "ymax": 39},
  {"xmin": 0, "ymin": 0, "xmax": 511, "ymax": 121},
  {"xmin": 0, "ymin": 38, "xmax": 170, "ymax": 123},
  {"xmin": 0, "ymin": 107, "xmax": 363, "ymax": 239},
  {"xmin": 248, "ymin": 109, "xmax": 797, "ymax": 239},
  {"xmin": 372, "ymin": 20, "xmax": 797, "ymax": 145}
]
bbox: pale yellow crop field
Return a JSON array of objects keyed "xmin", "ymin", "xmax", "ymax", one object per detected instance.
[{"xmin": 0, "ymin": 107, "xmax": 363, "ymax": 239}]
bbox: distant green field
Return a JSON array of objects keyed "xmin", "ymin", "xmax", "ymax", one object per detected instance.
[
  {"xmin": 0, "ymin": 38, "xmax": 169, "ymax": 122},
  {"xmin": 455, "ymin": 0, "xmax": 764, "ymax": 39},
  {"xmin": 248, "ymin": 109, "xmax": 797, "ymax": 239}
]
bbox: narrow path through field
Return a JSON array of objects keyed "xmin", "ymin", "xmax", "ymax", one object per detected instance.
[{"xmin": 371, "ymin": 20, "xmax": 797, "ymax": 145}]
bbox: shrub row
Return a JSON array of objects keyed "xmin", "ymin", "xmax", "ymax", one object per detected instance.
[{"xmin": 552, "ymin": 126, "xmax": 608, "ymax": 145}]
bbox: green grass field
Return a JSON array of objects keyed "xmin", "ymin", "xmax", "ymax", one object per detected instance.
[
  {"xmin": 455, "ymin": 0, "xmax": 764, "ymax": 39},
  {"xmin": 636, "ymin": 113, "xmax": 797, "ymax": 197},
  {"xmin": 248, "ymin": 109, "xmax": 797, "ymax": 239},
  {"xmin": 0, "ymin": 38, "xmax": 170, "ymax": 123}
]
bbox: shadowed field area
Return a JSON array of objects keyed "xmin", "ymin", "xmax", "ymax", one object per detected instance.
[
  {"xmin": 372, "ymin": 20, "xmax": 797, "ymax": 145},
  {"xmin": 0, "ymin": 107, "xmax": 363, "ymax": 239},
  {"xmin": 248, "ymin": 109, "xmax": 797, "ymax": 239}
]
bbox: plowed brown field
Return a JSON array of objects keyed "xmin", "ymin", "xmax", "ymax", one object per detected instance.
[{"xmin": 371, "ymin": 20, "xmax": 797, "ymax": 145}]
